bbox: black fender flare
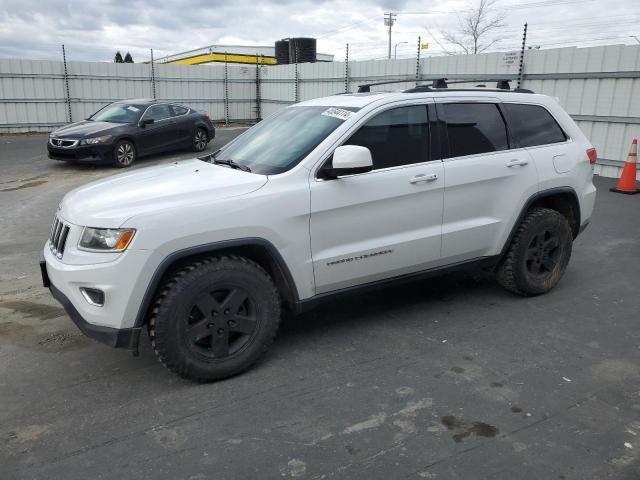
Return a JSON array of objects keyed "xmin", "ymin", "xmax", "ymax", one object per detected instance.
[
  {"xmin": 132, "ymin": 238, "xmax": 299, "ymax": 331},
  {"xmin": 499, "ymin": 186, "xmax": 581, "ymax": 260}
]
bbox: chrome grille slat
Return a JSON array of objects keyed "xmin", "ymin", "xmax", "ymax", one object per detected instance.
[
  {"xmin": 50, "ymin": 218, "xmax": 58, "ymax": 239},
  {"xmin": 49, "ymin": 216, "xmax": 71, "ymax": 258},
  {"xmin": 49, "ymin": 138, "xmax": 79, "ymax": 148},
  {"xmin": 57, "ymin": 226, "xmax": 70, "ymax": 258},
  {"xmin": 52, "ymin": 221, "xmax": 63, "ymax": 248}
]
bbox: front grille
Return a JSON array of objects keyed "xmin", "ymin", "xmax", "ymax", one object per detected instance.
[
  {"xmin": 49, "ymin": 137, "xmax": 78, "ymax": 148},
  {"xmin": 49, "ymin": 217, "xmax": 71, "ymax": 259}
]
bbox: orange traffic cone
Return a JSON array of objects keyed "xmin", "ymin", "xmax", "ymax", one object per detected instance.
[{"xmin": 610, "ymin": 138, "xmax": 639, "ymax": 195}]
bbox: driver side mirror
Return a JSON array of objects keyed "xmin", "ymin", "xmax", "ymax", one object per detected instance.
[
  {"xmin": 319, "ymin": 145, "xmax": 373, "ymax": 179},
  {"xmin": 138, "ymin": 118, "xmax": 154, "ymax": 128}
]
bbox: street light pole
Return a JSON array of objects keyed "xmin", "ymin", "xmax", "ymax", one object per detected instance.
[
  {"xmin": 394, "ymin": 41, "xmax": 408, "ymax": 59},
  {"xmin": 384, "ymin": 12, "xmax": 397, "ymax": 59}
]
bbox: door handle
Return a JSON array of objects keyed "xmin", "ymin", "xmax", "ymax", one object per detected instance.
[
  {"xmin": 506, "ymin": 159, "xmax": 529, "ymax": 168},
  {"xmin": 409, "ymin": 173, "xmax": 438, "ymax": 184}
]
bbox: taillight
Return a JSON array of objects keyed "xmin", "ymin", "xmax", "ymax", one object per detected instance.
[{"xmin": 586, "ymin": 148, "xmax": 597, "ymax": 164}]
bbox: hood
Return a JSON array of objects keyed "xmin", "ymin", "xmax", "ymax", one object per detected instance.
[
  {"xmin": 52, "ymin": 120, "xmax": 118, "ymax": 138},
  {"xmin": 59, "ymin": 159, "xmax": 268, "ymax": 227}
]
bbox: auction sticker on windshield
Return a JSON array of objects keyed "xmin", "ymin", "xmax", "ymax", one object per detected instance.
[
  {"xmin": 127, "ymin": 106, "xmax": 140, "ymax": 112},
  {"xmin": 322, "ymin": 108, "xmax": 353, "ymax": 121}
]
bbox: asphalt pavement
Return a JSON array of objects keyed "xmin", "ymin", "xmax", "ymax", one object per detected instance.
[{"xmin": 1, "ymin": 133, "xmax": 639, "ymax": 479}]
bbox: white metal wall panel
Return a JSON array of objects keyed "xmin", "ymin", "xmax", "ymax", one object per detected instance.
[{"xmin": 2, "ymin": 47, "xmax": 639, "ymax": 178}]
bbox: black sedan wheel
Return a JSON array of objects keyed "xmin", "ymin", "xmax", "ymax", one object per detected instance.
[
  {"xmin": 113, "ymin": 140, "xmax": 136, "ymax": 168},
  {"xmin": 192, "ymin": 128, "xmax": 208, "ymax": 152}
]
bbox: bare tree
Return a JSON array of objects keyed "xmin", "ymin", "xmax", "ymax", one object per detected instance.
[{"xmin": 440, "ymin": 0, "xmax": 506, "ymax": 55}]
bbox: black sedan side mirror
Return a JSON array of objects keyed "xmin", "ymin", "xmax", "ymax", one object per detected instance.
[{"xmin": 138, "ymin": 118, "xmax": 154, "ymax": 128}]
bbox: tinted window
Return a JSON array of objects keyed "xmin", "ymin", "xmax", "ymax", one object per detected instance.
[
  {"xmin": 345, "ymin": 105, "xmax": 429, "ymax": 169},
  {"xmin": 502, "ymin": 103, "xmax": 567, "ymax": 147},
  {"xmin": 143, "ymin": 104, "xmax": 172, "ymax": 122},
  {"xmin": 170, "ymin": 104, "xmax": 189, "ymax": 116},
  {"xmin": 442, "ymin": 103, "xmax": 508, "ymax": 158}
]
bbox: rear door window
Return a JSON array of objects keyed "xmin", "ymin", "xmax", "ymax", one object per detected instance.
[
  {"xmin": 501, "ymin": 103, "xmax": 567, "ymax": 147},
  {"xmin": 441, "ymin": 103, "xmax": 508, "ymax": 158}
]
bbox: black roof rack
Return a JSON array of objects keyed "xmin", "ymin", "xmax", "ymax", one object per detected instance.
[
  {"xmin": 357, "ymin": 77, "xmax": 534, "ymax": 94},
  {"xmin": 356, "ymin": 79, "xmax": 416, "ymax": 93}
]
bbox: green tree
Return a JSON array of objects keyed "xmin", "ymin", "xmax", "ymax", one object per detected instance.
[
  {"xmin": 114, "ymin": 51, "xmax": 124, "ymax": 63},
  {"xmin": 124, "ymin": 52, "xmax": 134, "ymax": 63}
]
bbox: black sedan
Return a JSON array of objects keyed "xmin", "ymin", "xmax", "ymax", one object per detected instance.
[{"xmin": 47, "ymin": 99, "xmax": 215, "ymax": 167}]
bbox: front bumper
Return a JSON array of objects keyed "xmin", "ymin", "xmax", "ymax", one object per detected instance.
[
  {"xmin": 41, "ymin": 239, "xmax": 154, "ymax": 350},
  {"xmin": 47, "ymin": 143, "xmax": 114, "ymax": 163},
  {"xmin": 40, "ymin": 261, "xmax": 141, "ymax": 350}
]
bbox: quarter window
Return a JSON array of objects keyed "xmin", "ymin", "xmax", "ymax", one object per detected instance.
[
  {"xmin": 143, "ymin": 104, "xmax": 172, "ymax": 122},
  {"xmin": 441, "ymin": 103, "xmax": 508, "ymax": 158},
  {"xmin": 170, "ymin": 104, "xmax": 189, "ymax": 116},
  {"xmin": 344, "ymin": 105, "xmax": 429, "ymax": 170},
  {"xmin": 502, "ymin": 103, "xmax": 567, "ymax": 147}
]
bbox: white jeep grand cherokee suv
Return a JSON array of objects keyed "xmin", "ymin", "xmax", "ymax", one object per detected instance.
[{"xmin": 41, "ymin": 82, "xmax": 597, "ymax": 381}]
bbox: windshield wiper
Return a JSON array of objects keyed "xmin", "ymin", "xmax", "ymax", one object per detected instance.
[
  {"xmin": 212, "ymin": 157, "xmax": 251, "ymax": 172},
  {"xmin": 197, "ymin": 150, "xmax": 251, "ymax": 172}
]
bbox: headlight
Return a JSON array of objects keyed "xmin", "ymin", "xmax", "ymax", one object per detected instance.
[
  {"xmin": 80, "ymin": 135, "xmax": 112, "ymax": 145},
  {"xmin": 79, "ymin": 227, "xmax": 136, "ymax": 252}
]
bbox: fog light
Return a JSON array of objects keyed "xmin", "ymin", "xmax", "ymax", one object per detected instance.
[{"xmin": 80, "ymin": 287, "xmax": 105, "ymax": 307}]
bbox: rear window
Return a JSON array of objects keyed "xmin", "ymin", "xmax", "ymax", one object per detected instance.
[
  {"xmin": 441, "ymin": 103, "xmax": 508, "ymax": 158},
  {"xmin": 502, "ymin": 103, "xmax": 567, "ymax": 147}
]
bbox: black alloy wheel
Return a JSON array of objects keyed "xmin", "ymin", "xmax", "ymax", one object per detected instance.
[
  {"xmin": 184, "ymin": 286, "xmax": 258, "ymax": 360},
  {"xmin": 193, "ymin": 128, "xmax": 207, "ymax": 152}
]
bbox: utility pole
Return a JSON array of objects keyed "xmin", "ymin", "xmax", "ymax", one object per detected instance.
[{"xmin": 384, "ymin": 12, "xmax": 397, "ymax": 59}]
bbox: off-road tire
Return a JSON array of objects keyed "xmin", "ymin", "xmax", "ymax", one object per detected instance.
[
  {"xmin": 496, "ymin": 208, "xmax": 572, "ymax": 296},
  {"xmin": 113, "ymin": 139, "xmax": 136, "ymax": 168},
  {"xmin": 148, "ymin": 255, "xmax": 281, "ymax": 382}
]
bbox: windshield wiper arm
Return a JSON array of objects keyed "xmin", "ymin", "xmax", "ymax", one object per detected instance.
[{"xmin": 212, "ymin": 157, "xmax": 251, "ymax": 172}]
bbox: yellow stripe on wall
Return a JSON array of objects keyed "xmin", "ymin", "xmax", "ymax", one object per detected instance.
[{"xmin": 168, "ymin": 53, "xmax": 278, "ymax": 65}]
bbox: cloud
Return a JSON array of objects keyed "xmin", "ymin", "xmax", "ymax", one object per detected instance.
[{"xmin": 0, "ymin": 0, "xmax": 636, "ymax": 63}]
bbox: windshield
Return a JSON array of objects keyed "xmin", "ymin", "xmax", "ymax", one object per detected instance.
[
  {"xmin": 90, "ymin": 103, "xmax": 145, "ymax": 123},
  {"xmin": 215, "ymin": 106, "xmax": 358, "ymax": 174}
]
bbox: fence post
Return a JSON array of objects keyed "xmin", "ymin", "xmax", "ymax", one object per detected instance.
[
  {"xmin": 416, "ymin": 36, "xmax": 421, "ymax": 86},
  {"xmin": 255, "ymin": 54, "xmax": 262, "ymax": 122},
  {"xmin": 294, "ymin": 45, "xmax": 300, "ymax": 103},
  {"xmin": 61, "ymin": 44, "xmax": 72, "ymax": 123},
  {"xmin": 224, "ymin": 53, "xmax": 229, "ymax": 126},
  {"xmin": 344, "ymin": 43, "xmax": 349, "ymax": 93},
  {"xmin": 150, "ymin": 48, "xmax": 156, "ymax": 99},
  {"xmin": 517, "ymin": 23, "xmax": 528, "ymax": 89}
]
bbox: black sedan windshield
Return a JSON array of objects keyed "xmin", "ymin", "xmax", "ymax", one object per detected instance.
[
  {"xmin": 90, "ymin": 104, "xmax": 145, "ymax": 123},
  {"xmin": 215, "ymin": 106, "xmax": 357, "ymax": 175}
]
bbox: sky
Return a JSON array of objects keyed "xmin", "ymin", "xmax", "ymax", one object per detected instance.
[{"xmin": 0, "ymin": 0, "xmax": 637, "ymax": 63}]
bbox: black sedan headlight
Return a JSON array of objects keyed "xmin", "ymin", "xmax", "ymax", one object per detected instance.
[{"xmin": 80, "ymin": 135, "xmax": 112, "ymax": 145}]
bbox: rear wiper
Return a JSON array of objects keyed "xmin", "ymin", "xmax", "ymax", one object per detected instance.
[{"xmin": 212, "ymin": 157, "xmax": 251, "ymax": 172}]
